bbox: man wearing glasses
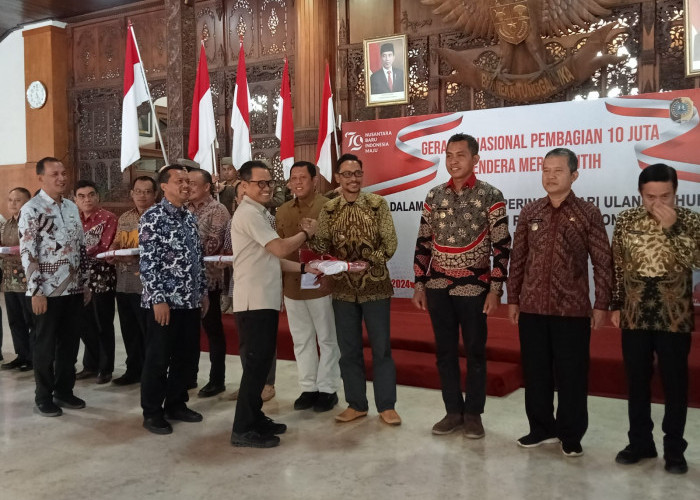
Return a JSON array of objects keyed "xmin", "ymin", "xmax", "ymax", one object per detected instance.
[
  {"xmin": 310, "ymin": 153, "xmax": 401, "ymax": 426},
  {"xmin": 230, "ymin": 160, "xmax": 319, "ymax": 448}
]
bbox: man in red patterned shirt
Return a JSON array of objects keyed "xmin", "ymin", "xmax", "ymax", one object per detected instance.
[
  {"xmin": 74, "ymin": 180, "xmax": 118, "ymax": 384},
  {"xmin": 507, "ymin": 148, "xmax": 613, "ymax": 457}
]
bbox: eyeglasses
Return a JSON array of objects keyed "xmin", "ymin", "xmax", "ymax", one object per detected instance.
[
  {"xmin": 132, "ymin": 189, "xmax": 153, "ymax": 196},
  {"xmin": 338, "ymin": 170, "xmax": 364, "ymax": 179},
  {"xmin": 247, "ymin": 179, "xmax": 276, "ymax": 189}
]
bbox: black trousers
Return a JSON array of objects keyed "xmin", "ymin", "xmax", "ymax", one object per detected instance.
[
  {"xmin": 426, "ymin": 289, "xmax": 488, "ymax": 415},
  {"xmin": 232, "ymin": 309, "xmax": 278, "ymax": 434},
  {"xmin": 32, "ymin": 294, "xmax": 82, "ymax": 405},
  {"xmin": 519, "ymin": 313, "xmax": 591, "ymax": 445},
  {"xmin": 115, "ymin": 292, "xmax": 147, "ymax": 378},
  {"xmin": 5, "ymin": 291, "xmax": 34, "ymax": 362},
  {"xmin": 201, "ymin": 289, "xmax": 227, "ymax": 385},
  {"xmin": 621, "ymin": 329, "xmax": 691, "ymax": 455},
  {"xmin": 80, "ymin": 291, "xmax": 116, "ymax": 373},
  {"xmin": 141, "ymin": 307, "xmax": 200, "ymax": 418}
]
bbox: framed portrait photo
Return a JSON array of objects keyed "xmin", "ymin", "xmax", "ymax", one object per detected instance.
[
  {"xmin": 686, "ymin": 0, "xmax": 700, "ymax": 77},
  {"xmin": 364, "ymin": 34, "xmax": 409, "ymax": 107}
]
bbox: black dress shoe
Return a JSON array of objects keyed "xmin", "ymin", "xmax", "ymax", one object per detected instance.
[
  {"xmin": 165, "ymin": 407, "xmax": 203, "ymax": 423},
  {"xmin": 35, "ymin": 401, "xmax": 63, "ymax": 417},
  {"xmin": 143, "ymin": 416, "xmax": 173, "ymax": 435},
  {"xmin": 96, "ymin": 372, "xmax": 112, "ymax": 384},
  {"xmin": 231, "ymin": 430, "xmax": 280, "ymax": 448},
  {"xmin": 75, "ymin": 369, "xmax": 97, "ymax": 380},
  {"xmin": 18, "ymin": 361, "xmax": 33, "ymax": 372},
  {"xmin": 112, "ymin": 373, "xmax": 140, "ymax": 386},
  {"xmin": 664, "ymin": 452, "xmax": 688, "ymax": 474},
  {"xmin": 294, "ymin": 391, "xmax": 319, "ymax": 410},
  {"xmin": 186, "ymin": 381, "xmax": 198, "ymax": 390},
  {"xmin": 198, "ymin": 381, "xmax": 226, "ymax": 398},
  {"xmin": 1, "ymin": 358, "xmax": 25, "ymax": 370},
  {"xmin": 256, "ymin": 416, "xmax": 287, "ymax": 436},
  {"xmin": 53, "ymin": 394, "xmax": 86, "ymax": 409},
  {"xmin": 615, "ymin": 445, "xmax": 658, "ymax": 465},
  {"xmin": 313, "ymin": 392, "xmax": 339, "ymax": 412}
]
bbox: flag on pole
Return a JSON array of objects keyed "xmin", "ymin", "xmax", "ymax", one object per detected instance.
[
  {"xmin": 188, "ymin": 41, "xmax": 217, "ymax": 173},
  {"xmin": 230, "ymin": 39, "xmax": 251, "ymax": 169},
  {"xmin": 275, "ymin": 58, "xmax": 295, "ymax": 179},
  {"xmin": 315, "ymin": 63, "xmax": 335, "ymax": 181},
  {"xmin": 120, "ymin": 24, "xmax": 150, "ymax": 171}
]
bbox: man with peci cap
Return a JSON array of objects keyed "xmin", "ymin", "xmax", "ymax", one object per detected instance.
[{"xmin": 370, "ymin": 42, "xmax": 404, "ymax": 94}]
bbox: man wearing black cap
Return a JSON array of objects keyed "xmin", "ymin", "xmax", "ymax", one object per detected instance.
[{"xmin": 370, "ymin": 42, "xmax": 404, "ymax": 94}]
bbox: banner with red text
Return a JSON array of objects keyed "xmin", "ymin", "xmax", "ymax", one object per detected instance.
[{"xmin": 342, "ymin": 89, "xmax": 700, "ymax": 301}]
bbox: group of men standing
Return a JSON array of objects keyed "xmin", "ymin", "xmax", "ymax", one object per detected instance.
[{"xmin": 1, "ymin": 134, "xmax": 697, "ymax": 472}]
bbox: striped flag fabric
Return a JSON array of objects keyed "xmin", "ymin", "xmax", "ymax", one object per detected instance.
[
  {"xmin": 188, "ymin": 41, "xmax": 217, "ymax": 173},
  {"xmin": 230, "ymin": 39, "xmax": 251, "ymax": 169},
  {"xmin": 120, "ymin": 24, "xmax": 150, "ymax": 171},
  {"xmin": 315, "ymin": 63, "xmax": 335, "ymax": 181},
  {"xmin": 275, "ymin": 58, "xmax": 295, "ymax": 179}
]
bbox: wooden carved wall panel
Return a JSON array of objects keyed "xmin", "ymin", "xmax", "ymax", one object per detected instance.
[
  {"xmin": 656, "ymin": 0, "xmax": 693, "ymax": 91},
  {"xmin": 73, "ymin": 26, "xmax": 98, "ymax": 85},
  {"xmin": 197, "ymin": 0, "xmax": 226, "ymax": 69},
  {"xmin": 97, "ymin": 20, "xmax": 124, "ymax": 82},
  {"xmin": 259, "ymin": 0, "xmax": 290, "ymax": 56},
  {"xmin": 226, "ymin": 0, "xmax": 256, "ymax": 62},
  {"xmin": 130, "ymin": 12, "xmax": 167, "ymax": 79}
]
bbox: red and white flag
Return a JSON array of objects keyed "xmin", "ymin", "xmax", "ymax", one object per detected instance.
[
  {"xmin": 120, "ymin": 24, "xmax": 150, "ymax": 171},
  {"xmin": 275, "ymin": 58, "xmax": 295, "ymax": 179},
  {"xmin": 188, "ymin": 41, "xmax": 217, "ymax": 173},
  {"xmin": 315, "ymin": 63, "xmax": 335, "ymax": 181},
  {"xmin": 230, "ymin": 39, "xmax": 251, "ymax": 169}
]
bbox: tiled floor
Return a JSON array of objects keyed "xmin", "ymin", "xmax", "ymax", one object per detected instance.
[{"xmin": 1, "ymin": 296, "xmax": 698, "ymax": 500}]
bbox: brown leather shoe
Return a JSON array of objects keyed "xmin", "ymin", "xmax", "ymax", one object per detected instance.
[
  {"xmin": 379, "ymin": 409, "xmax": 402, "ymax": 426},
  {"xmin": 463, "ymin": 413, "xmax": 485, "ymax": 439},
  {"xmin": 335, "ymin": 407, "xmax": 368, "ymax": 422},
  {"xmin": 431, "ymin": 413, "xmax": 463, "ymax": 435}
]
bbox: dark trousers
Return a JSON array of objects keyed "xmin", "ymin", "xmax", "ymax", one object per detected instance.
[
  {"xmin": 232, "ymin": 309, "xmax": 278, "ymax": 433},
  {"xmin": 332, "ymin": 298, "xmax": 396, "ymax": 413},
  {"xmin": 115, "ymin": 292, "xmax": 146, "ymax": 377},
  {"xmin": 5, "ymin": 292, "xmax": 34, "ymax": 361},
  {"xmin": 621, "ymin": 329, "xmax": 691, "ymax": 455},
  {"xmin": 80, "ymin": 291, "xmax": 116, "ymax": 373},
  {"xmin": 426, "ymin": 289, "xmax": 488, "ymax": 415},
  {"xmin": 32, "ymin": 294, "xmax": 82, "ymax": 405},
  {"xmin": 519, "ymin": 313, "xmax": 591, "ymax": 445},
  {"xmin": 141, "ymin": 307, "xmax": 200, "ymax": 418},
  {"xmin": 201, "ymin": 289, "xmax": 226, "ymax": 385}
]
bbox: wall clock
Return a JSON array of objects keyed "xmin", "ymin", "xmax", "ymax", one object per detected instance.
[{"xmin": 26, "ymin": 81, "xmax": 47, "ymax": 109}]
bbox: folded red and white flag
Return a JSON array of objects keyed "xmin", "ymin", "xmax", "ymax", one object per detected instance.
[
  {"xmin": 315, "ymin": 63, "xmax": 335, "ymax": 181},
  {"xmin": 230, "ymin": 39, "xmax": 251, "ymax": 169},
  {"xmin": 275, "ymin": 58, "xmax": 295, "ymax": 179},
  {"xmin": 120, "ymin": 24, "xmax": 150, "ymax": 171},
  {"xmin": 188, "ymin": 41, "xmax": 217, "ymax": 173}
]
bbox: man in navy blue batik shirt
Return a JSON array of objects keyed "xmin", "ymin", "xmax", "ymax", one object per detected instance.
[{"xmin": 139, "ymin": 165, "xmax": 209, "ymax": 435}]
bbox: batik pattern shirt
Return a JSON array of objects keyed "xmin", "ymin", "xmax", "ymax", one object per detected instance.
[
  {"xmin": 81, "ymin": 207, "xmax": 117, "ymax": 294},
  {"xmin": 611, "ymin": 206, "xmax": 699, "ymax": 333},
  {"xmin": 0, "ymin": 215, "xmax": 26, "ymax": 293},
  {"xmin": 111, "ymin": 207, "xmax": 144, "ymax": 294},
  {"xmin": 189, "ymin": 195, "xmax": 230, "ymax": 292},
  {"xmin": 310, "ymin": 192, "xmax": 397, "ymax": 303},
  {"xmin": 18, "ymin": 190, "xmax": 87, "ymax": 297},
  {"xmin": 414, "ymin": 176, "xmax": 511, "ymax": 297},
  {"xmin": 139, "ymin": 198, "xmax": 207, "ymax": 309}
]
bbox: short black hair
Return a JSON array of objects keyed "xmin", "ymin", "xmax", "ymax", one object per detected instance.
[
  {"xmin": 190, "ymin": 168, "xmax": 213, "ymax": 186},
  {"xmin": 132, "ymin": 175, "xmax": 157, "ymax": 192},
  {"xmin": 75, "ymin": 179, "xmax": 97, "ymax": 192},
  {"xmin": 544, "ymin": 148, "xmax": 578, "ymax": 173},
  {"xmin": 638, "ymin": 163, "xmax": 678, "ymax": 192},
  {"xmin": 290, "ymin": 161, "xmax": 317, "ymax": 179},
  {"xmin": 158, "ymin": 165, "xmax": 188, "ymax": 186},
  {"xmin": 238, "ymin": 160, "xmax": 270, "ymax": 181},
  {"xmin": 447, "ymin": 133, "xmax": 479, "ymax": 156},
  {"xmin": 10, "ymin": 187, "xmax": 31, "ymax": 199},
  {"xmin": 336, "ymin": 153, "xmax": 362, "ymax": 173},
  {"xmin": 36, "ymin": 157, "xmax": 61, "ymax": 175}
]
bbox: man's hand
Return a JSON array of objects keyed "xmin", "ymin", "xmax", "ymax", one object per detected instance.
[
  {"xmin": 649, "ymin": 202, "xmax": 677, "ymax": 229},
  {"xmin": 591, "ymin": 308, "xmax": 608, "ymax": 329},
  {"xmin": 84, "ymin": 288, "xmax": 92, "ymax": 306},
  {"xmin": 153, "ymin": 302, "xmax": 170, "ymax": 326},
  {"xmin": 483, "ymin": 291, "xmax": 500, "ymax": 315},
  {"xmin": 508, "ymin": 304, "xmax": 519, "ymax": 325},
  {"xmin": 610, "ymin": 310, "xmax": 620, "ymax": 328},
  {"xmin": 299, "ymin": 218, "xmax": 318, "ymax": 238},
  {"xmin": 411, "ymin": 289, "xmax": 427, "ymax": 311},
  {"xmin": 32, "ymin": 295, "xmax": 47, "ymax": 315},
  {"xmin": 201, "ymin": 295, "xmax": 210, "ymax": 318}
]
